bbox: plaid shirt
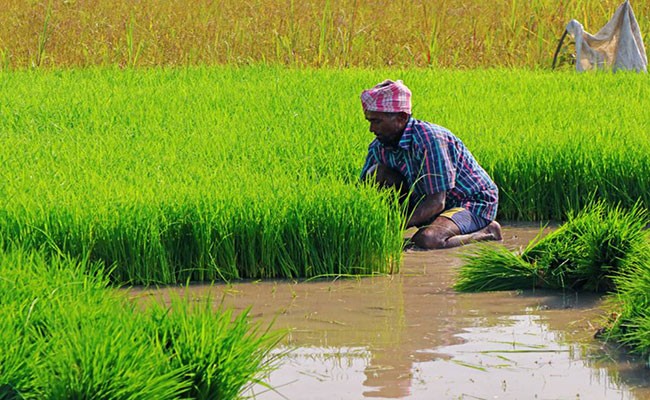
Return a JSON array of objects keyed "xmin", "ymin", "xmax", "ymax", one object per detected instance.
[{"xmin": 360, "ymin": 117, "xmax": 498, "ymax": 221}]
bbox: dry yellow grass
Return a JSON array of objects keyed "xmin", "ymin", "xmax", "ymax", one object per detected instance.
[{"xmin": 1, "ymin": 0, "xmax": 648, "ymax": 69}]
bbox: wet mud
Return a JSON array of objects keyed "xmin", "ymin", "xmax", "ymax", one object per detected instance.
[{"xmin": 129, "ymin": 223, "xmax": 650, "ymax": 400}]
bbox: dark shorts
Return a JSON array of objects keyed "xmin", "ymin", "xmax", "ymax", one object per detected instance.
[{"xmin": 438, "ymin": 207, "xmax": 491, "ymax": 234}]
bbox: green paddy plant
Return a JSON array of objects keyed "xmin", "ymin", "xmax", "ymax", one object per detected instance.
[
  {"xmin": 521, "ymin": 202, "xmax": 649, "ymax": 292},
  {"xmin": 2, "ymin": 67, "xmax": 650, "ymax": 284},
  {"xmin": 0, "ymin": 247, "xmax": 285, "ymax": 399},
  {"xmin": 0, "ymin": 249, "xmax": 185, "ymax": 399},
  {"xmin": 35, "ymin": 302, "xmax": 188, "ymax": 400},
  {"xmin": 147, "ymin": 294, "xmax": 285, "ymax": 400},
  {"xmin": 456, "ymin": 202, "xmax": 650, "ymax": 293},
  {"xmin": 0, "ymin": 249, "xmax": 93, "ymax": 398},
  {"xmin": 454, "ymin": 243, "xmax": 541, "ymax": 292},
  {"xmin": 456, "ymin": 203, "xmax": 650, "ymax": 358},
  {"xmin": 602, "ymin": 243, "xmax": 650, "ymax": 362},
  {"xmin": 0, "ymin": 305, "xmax": 36, "ymax": 400}
]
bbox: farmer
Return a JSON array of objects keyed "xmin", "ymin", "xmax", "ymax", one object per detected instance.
[{"xmin": 360, "ymin": 79, "xmax": 502, "ymax": 249}]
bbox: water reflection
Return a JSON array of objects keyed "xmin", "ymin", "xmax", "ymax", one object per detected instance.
[
  {"xmin": 249, "ymin": 313, "xmax": 648, "ymax": 400},
  {"xmin": 130, "ymin": 225, "xmax": 650, "ymax": 400}
]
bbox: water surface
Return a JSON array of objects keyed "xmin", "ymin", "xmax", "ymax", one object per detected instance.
[{"xmin": 130, "ymin": 223, "xmax": 650, "ymax": 400}]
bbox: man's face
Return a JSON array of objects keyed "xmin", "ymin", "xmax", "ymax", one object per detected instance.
[{"xmin": 364, "ymin": 110, "xmax": 408, "ymax": 147}]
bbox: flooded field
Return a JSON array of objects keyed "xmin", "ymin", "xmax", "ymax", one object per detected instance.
[{"xmin": 130, "ymin": 224, "xmax": 650, "ymax": 400}]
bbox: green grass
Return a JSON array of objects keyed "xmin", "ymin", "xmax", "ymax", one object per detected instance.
[
  {"xmin": 2, "ymin": 67, "xmax": 650, "ymax": 283},
  {"xmin": 0, "ymin": 247, "xmax": 283, "ymax": 399}
]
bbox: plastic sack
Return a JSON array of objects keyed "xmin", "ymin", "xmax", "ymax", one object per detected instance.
[{"xmin": 566, "ymin": 0, "xmax": 647, "ymax": 72}]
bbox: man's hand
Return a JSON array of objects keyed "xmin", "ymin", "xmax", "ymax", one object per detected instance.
[{"xmin": 406, "ymin": 191, "xmax": 446, "ymax": 228}]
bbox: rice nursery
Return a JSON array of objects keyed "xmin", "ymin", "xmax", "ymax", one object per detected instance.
[
  {"xmin": 3, "ymin": 67, "xmax": 650, "ymax": 366},
  {"xmin": 2, "ymin": 66, "xmax": 650, "ymax": 284},
  {"xmin": 0, "ymin": 247, "xmax": 283, "ymax": 399}
]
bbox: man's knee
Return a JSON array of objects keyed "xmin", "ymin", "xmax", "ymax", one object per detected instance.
[
  {"xmin": 411, "ymin": 228, "xmax": 447, "ymax": 249},
  {"xmin": 410, "ymin": 217, "xmax": 462, "ymax": 249}
]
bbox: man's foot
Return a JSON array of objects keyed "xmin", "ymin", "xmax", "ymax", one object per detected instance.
[{"xmin": 485, "ymin": 220, "xmax": 503, "ymax": 241}]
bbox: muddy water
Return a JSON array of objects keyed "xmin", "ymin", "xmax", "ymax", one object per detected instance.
[{"xmin": 130, "ymin": 224, "xmax": 650, "ymax": 400}]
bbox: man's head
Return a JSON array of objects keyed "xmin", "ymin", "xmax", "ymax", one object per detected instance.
[
  {"xmin": 363, "ymin": 110, "xmax": 410, "ymax": 147},
  {"xmin": 361, "ymin": 80, "xmax": 412, "ymax": 147}
]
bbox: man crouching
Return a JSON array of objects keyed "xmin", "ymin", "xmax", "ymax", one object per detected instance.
[{"xmin": 360, "ymin": 79, "xmax": 502, "ymax": 250}]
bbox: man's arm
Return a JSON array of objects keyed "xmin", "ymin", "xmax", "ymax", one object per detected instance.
[
  {"xmin": 406, "ymin": 191, "xmax": 446, "ymax": 228},
  {"xmin": 359, "ymin": 147, "xmax": 378, "ymax": 181}
]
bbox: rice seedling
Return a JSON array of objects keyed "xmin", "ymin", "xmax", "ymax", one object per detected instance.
[
  {"xmin": 454, "ymin": 244, "xmax": 541, "ymax": 292},
  {"xmin": 34, "ymin": 303, "xmax": 189, "ymax": 400},
  {"xmin": 0, "ymin": 248, "xmax": 185, "ymax": 399},
  {"xmin": 521, "ymin": 202, "xmax": 650, "ymax": 292},
  {"xmin": 1, "ymin": 67, "xmax": 649, "ymax": 284},
  {"xmin": 455, "ymin": 202, "xmax": 650, "ymax": 357},
  {"xmin": 0, "ymin": 247, "xmax": 284, "ymax": 399},
  {"xmin": 146, "ymin": 294, "xmax": 286, "ymax": 400},
  {"xmin": 456, "ymin": 202, "xmax": 650, "ymax": 293},
  {"xmin": 0, "ymin": 303, "xmax": 37, "ymax": 400},
  {"xmin": 601, "ymin": 241, "xmax": 650, "ymax": 361}
]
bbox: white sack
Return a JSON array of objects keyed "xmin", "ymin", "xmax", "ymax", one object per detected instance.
[{"xmin": 566, "ymin": 0, "xmax": 647, "ymax": 72}]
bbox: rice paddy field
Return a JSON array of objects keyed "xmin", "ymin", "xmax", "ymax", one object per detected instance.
[
  {"xmin": 2, "ymin": 67, "xmax": 650, "ymax": 284},
  {"xmin": 2, "ymin": 0, "xmax": 650, "ymax": 397},
  {"xmin": 0, "ymin": 247, "xmax": 283, "ymax": 399}
]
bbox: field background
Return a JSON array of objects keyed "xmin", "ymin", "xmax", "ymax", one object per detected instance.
[
  {"xmin": 1, "ymin": 0, "xmax": 649, "ymax": 69},
  {"xmin": 2, "ymin": 0, "xmax": 650, "ymax": 283},
  {"xmin": 2, "ymin": 67, "xmax": 649, "ymax": 283},
  {"xmin": 2, "ymin": 1, "xmax": 649, "ymax": 395}
]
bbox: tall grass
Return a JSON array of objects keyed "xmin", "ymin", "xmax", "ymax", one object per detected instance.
[
  {"xmin": 1, "ymin": 67, "xmax": 649, "ymax": 283},
  {"xmin": 1, "ymin": 0, "xmax": 648, "ymax": 69},
  {"xmin": 0, "ymin": 247, "xmax": 283, "ymax": 399}
]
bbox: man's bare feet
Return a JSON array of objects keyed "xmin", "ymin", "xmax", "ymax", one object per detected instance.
[{"xmin": 486, "ymin": 220, "xmax": 503, "ymax": 241}]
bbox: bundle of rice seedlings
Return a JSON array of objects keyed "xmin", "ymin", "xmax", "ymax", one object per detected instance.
[
  {"xmin": 457, "ymin": 202, "xmax": 650, "ymax": 294},
  {"xmin": 521, "ymin": 226, "xmax": 576, "ymax": 290},
  {"xmin": 37, "ymin": 303, "xmax": 188, "ymax": 400},
  {"xmin": 521, "ymin": 202, "xmax": 649, "ymax": 292},
  {"xmin": 569, "ymin": 203, "xmax": 649, "ymax": 292},
  {"xmin": 0, "ymin": 247, "xmax": 286, "ymax": 399},
  {"xmin": 602, "ymin": 243, "xmax": 650, "ymax": 361},
  {"xmin": 454, "ymin": 245, "xmax": 541, "ymax": 292}
]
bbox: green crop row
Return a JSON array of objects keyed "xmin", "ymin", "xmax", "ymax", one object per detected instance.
[
  {"xmin": 1, "ymin": 0, "xmax": 649, "ymax": 69},
  {"xmin": 0, "ymin": 246, "xmax": 283, "ymax": 399},
  {"xmin": 1, "ymin": 66, "xmax": 649, "ymax": 283}
]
